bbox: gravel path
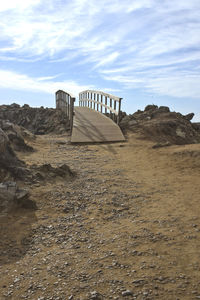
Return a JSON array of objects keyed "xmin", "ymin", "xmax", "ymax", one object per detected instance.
[{"xmin": 1, "ymin": 133, "xmax": 200, "ymax": 300}]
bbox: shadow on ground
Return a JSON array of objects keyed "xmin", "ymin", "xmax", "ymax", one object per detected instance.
[{"xmin": 0, "ymin": 209, "xmax": 37, "ymax": 265}]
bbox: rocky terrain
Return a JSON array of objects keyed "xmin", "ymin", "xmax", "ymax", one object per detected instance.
[
  {"xmin": 0, "ymin": 104, "xmax": 70, "ymax": 135},
  {"xmin": 0, "ymin": 104, "xmax": 200, "ymax": 299},
  {"xmin": 0, "ymin": 105, "xmax": 72, "ymax": 214},
  {"xmin": 120, "ymin": 105, "xmax": 200, "ymax": 146}
]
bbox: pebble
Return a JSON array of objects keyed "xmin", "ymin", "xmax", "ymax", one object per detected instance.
[{"xmin": 122, "ymin": 290, "xmax": 133, "ymax": 296}]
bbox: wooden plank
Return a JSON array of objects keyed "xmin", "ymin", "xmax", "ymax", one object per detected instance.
[{"xmin": 71, "ymin": 107, "xmax": 125, "ymax": 143}]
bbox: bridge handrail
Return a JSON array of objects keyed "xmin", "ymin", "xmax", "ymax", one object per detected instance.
[
  {"xmin": 55, "ymin": 90, "xmax": 75, "ymax": 134},
  {"xmin": 80, "ymin": 89, "xmax": 121, "ymax": 101},
  {"xmin": 79, "ymin": 89, "xmax": 122, "ymax": 124}
]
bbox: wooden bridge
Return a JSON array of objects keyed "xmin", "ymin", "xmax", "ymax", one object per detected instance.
[{"xmin": 56, "ymin": 90, "xmax": 125, "ymax": 143}]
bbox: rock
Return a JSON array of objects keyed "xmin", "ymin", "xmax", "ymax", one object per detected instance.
[
  {"xmin": 29, "ymin": 163, "xmax": 74, "ymax": 183},
  {"xmin": 144, "ymin": 104, "xmax": 158, "ymax": 111},
  {"xmin": 22, "ymin": 104, "xmax": 30, "ymax": 109},
  {"xmin": 0, "ymin": 120, "xmax": 34, "ymax": 152},
  {"xmin": 192, "ymin": 123, "xmax": 200, "ymax": 131},
  {"xmin": 10, "ymin": 103, "xmax": 20, "ymax": 108},
  {"xmin": 176, "ymin": 127, "xmax": 186, "ymax": 138},
  {"xmin": 0, "ymin": 127, "xmax": 9, "ymax": 152},
  {"xmin": 37, "ymin": 163, "xmax": 74, "ymax": 178},
  {"xmin": 152, "ymin": 141, "xmax": 171, "ymax": 149},
  {"xmin": 0, "ymin": 127, "xmax": 26, "ymax": 181},
  {"xmin": 158, "ymin": 106, "xmax": 170, "ymax": 113},
  {"xmin": 120, "ymin": 105, "xmax": 200, "ymax": 145},
  {"xmin": 90, "ymin": 291, "xmax": 103, "ymax": 299},
  {"xmin": 128, "ymin": 119, "xmax": 137, "ymax": 126},
  {"xmin": 122, "ymin": 290, "xmax": 133, "ymax": 296},
  {"xmin": 184, "ymin": 113, "xmax": 194, "ymax": 121},
  {"xmin": 0, "ymin": 104, "xmax": 70, "ymax": 135}
]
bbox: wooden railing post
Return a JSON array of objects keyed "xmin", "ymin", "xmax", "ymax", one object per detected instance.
[
  {"xmin": 105, "ymin": 96, "xmax": 107, "ymax": 114},
  {"xmin": 117, "ymin": 98, "xmax": 122, "ymax": 125},
  {"xmin": 114, "ymin": 100, "xmax": 117, "ymax": 123},
  {"xmin": 110, "ymin": 98, "xmax": 112, "ymax": 120},
  {"xmin": 70, "ymin": 97, "xmax": 75, "ymax": 135},
  {"xmin": 97, "ymin": 94, "xmax": 99, "ymax": 111}
]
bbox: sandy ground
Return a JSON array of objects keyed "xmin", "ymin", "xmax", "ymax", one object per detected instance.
[{"xmin": 0, "ymin": 131, "xmax": 200, "ymax": 300}]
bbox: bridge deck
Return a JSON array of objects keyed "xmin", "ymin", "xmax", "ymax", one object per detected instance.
[{"xmin": 71, "ymin": 107, "xmax": 125, "ymax": 143}]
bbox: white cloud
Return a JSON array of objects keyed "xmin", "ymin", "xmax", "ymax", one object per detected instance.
[
  {"xmin": 0, "ymin": 69, "xmax": 92, "ymax": 97},
  {"xmin": 0, "ymin": 0, "xmax": 154, "ymax": 59},
  {"xmin": 0, "ymin": 0, "xmax": 41, "ymax": 12},
  {"xmin": 92, "ymin": 52, "xmax": 120, "ymax": 68},
  {"xmin": 0, "ymin": 0, "xmax": 200, "ymax": 101},
  {"xmin": 103, "ymin": 72, "xmax": 200, "ymax": 99},
  {"xmin": 146, "ymin": 75, "xmax": 200, "ymax": 99}
]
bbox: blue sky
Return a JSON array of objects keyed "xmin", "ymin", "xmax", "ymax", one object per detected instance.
[{"xmin": 0, "ymin": 0, "xmax": 200, "ymax": 121}]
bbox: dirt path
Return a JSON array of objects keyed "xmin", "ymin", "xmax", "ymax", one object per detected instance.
[{"xmin": 0, "ymin": 132, "xmax": 200, "ymax": 300}]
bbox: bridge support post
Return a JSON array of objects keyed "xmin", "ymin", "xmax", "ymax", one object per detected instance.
[
  {"xmin": 117, "ymin": 98, "xmax": 122, "ymax": 125},
  {"xmin": 70, "ymin": 97, "xmax": 75, "ymax": 135}
]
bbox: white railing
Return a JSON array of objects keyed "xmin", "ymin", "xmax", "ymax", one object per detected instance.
[{"xmin": 79, "ymin": 90, "xmax": 122, "ymax": 124}]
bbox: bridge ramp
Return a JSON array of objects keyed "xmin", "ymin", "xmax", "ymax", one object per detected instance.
[{"xmin": 71, "ymin": 107, "xmax": 125, "ymax": 143}]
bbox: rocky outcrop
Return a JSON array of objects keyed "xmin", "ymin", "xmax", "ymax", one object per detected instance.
[
  {"xmin": 0, "ymin": 104, "xmax": 70, "ymax": 135},
  {"xmin": 0, "ymin": 120, "xmax": 34, "ymax": 152},
  {"xmin": 0, "ymin": 125, "xmax": 32, "ymax": 181},
  {"xmin": 120, "ymin": 105, "xmax": 200, "ymax": 145}
]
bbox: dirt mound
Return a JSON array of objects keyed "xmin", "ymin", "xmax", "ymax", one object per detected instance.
[
  {"xmin": 0, "ymin": 103, "xmax": 69, "ymax": 135},
  {"xmin": 120, "ymin": 105, "xmax": 200, "ymax": 145}
]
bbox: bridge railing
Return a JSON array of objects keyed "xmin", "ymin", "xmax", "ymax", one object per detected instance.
[
  {"xmin": 55, "ymin": 90, "xmax": 75, "ymax": 134},
  {"xmin": 79, "ymin": 90, "xmax": 122, "ymax": 124}
]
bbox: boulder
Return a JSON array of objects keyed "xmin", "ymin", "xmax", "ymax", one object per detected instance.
[
  {"xmin": 144, "ymin": 104, "xmax": 158, "ymax": 111},
  {"xmin": 0, "ymin": 120, "xmax": 34, "ymax": 152}
]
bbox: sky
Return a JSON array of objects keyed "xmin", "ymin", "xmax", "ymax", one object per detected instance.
[{"xmin": 0, "ymin": 0, "xmax": 200, "ymax": 121}]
